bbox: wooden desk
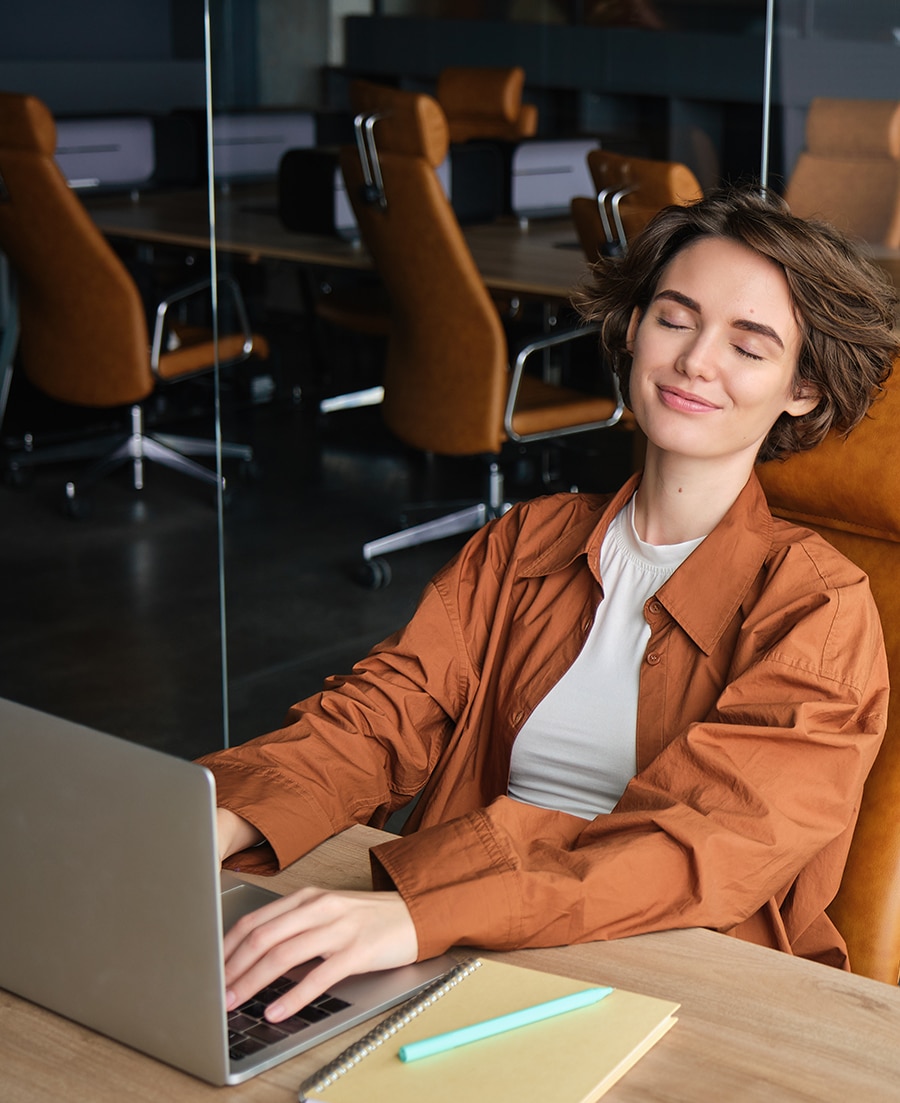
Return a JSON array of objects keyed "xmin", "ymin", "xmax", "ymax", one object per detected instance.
[
  {"xmin": 4, "ymin": 823, "xmax": 900, "ymax": 1102},
  {"xmin": 86, "ymin": 185, "xmax": 592, "ymax": 302}
]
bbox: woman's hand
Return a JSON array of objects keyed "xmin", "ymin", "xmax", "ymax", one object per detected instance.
[
  {"xmin": 222, "ymin": 887, "xmax": 419, "ymax": 1023},
  {"xmin": 216, "ymin": 807, "xmax": 263, "ymax": 862}
]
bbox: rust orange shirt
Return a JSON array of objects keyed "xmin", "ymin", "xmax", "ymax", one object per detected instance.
[{"xmin": 200, "ymin": 472, "xmax": 888, "ymax": 969}]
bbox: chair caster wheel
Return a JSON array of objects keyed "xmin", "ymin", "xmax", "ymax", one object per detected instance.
[
  {"xmin": 355, "ymin": 557, "xmax": 392, "ymax": 590},
  {"xmin": 61, "ymin": 487, "xmax": 90, "ymax": 519}
]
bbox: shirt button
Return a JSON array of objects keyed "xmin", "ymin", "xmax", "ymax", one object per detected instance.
[
  {"xmin": 512, "ymin": 710, "xmax": 525, "ymax": 726},
  {"xmin": 648, "ymin": 600, "xmax": 662, "ymax": 615},
  {"xmin": 646, "ymin": 652, "xmax": 661, "ymax": 665}
]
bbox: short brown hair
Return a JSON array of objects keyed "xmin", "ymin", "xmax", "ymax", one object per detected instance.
[{"xmin": 573, "ymin": 186, "xmax": 900, "ymax": 461}]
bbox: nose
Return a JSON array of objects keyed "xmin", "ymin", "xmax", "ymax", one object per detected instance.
[{"xmin": 675, "ymin": 329, "xmax": 718, "ymax": 381}]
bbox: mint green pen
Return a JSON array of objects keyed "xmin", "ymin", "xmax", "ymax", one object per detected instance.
[{"xmin": 396, "ymin": 985, "xmax": 614, "ymax": 1063}]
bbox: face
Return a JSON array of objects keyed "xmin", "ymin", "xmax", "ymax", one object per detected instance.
[{"xmin": 626, "ymin": 236, "xmax": 818, "ymax": 475}]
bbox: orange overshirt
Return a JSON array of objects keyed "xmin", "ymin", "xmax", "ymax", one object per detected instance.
[{"xmin": 201, "ymin": 472, "xmax": 888, "ymax": 970}]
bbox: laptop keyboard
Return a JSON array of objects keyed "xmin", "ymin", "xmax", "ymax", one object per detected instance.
[{"xmin": 227, "ymin": 975, "xmax": 351, "ymax": 1062}]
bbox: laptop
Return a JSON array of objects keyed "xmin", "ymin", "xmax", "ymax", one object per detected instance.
[{"xmin": 0, "ymin": 697, "xmax": 457, "ymax": 1085}]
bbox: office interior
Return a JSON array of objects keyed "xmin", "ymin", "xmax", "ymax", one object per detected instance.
[{"xmin": 1, "ymin": 0, "xmax": 898, "ymax": 764}]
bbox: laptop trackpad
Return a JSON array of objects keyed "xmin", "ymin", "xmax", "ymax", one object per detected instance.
[{"xmin": 219, "ymin": 871, "xmax": 282, "ymax": 933}]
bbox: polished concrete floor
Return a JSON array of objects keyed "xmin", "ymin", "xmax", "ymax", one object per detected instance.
[{"xmin": 1, "ymin": 339, "xmax": 633, "ymax": 764}]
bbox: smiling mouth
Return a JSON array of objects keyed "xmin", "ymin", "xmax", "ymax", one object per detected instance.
[{"xmin": 658, "ymin": 386, "xmax": 721, "ymax": 413}]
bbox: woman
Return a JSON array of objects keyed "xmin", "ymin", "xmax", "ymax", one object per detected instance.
[{"xmin": 201, "ymin": 187, "xmax": 899, "ymax": 1025}]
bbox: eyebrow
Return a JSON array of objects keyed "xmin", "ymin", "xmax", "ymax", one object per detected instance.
[{"xmin": 652, "ymin": 289, "xmax": 785, "ymax": 351}]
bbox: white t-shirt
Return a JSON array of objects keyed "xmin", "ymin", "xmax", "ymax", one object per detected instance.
[{"xmin": 507, "ymin": 498, "xmax": 704, "ymax": 820}]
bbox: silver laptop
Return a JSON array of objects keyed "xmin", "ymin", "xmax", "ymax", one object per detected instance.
[{"xmin": 0, "ymin": 697, "xmax": 456, "ymax": 1085}]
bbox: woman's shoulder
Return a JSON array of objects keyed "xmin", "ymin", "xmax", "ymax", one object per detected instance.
[
  {"xmin": 766, "ymin": 514, "xmax": 871, "ymax": 592},
  {"xmin": 432, "ymin": 491, "xmax": 614, "ymax": 588}
]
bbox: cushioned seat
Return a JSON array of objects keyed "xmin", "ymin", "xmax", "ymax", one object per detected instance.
[
  {"xmin": 338, "ymin": 83, "xmax": 632, "ymax": 587},
  {"xmin": 572, "ymin": 149, "xmax": 704, "ymax": 260},
  {"xmin": 757, "ymin": 363, "xmax": 900, "ymax": 983},
  {"xmin": 436, "ymin": 66, "xmax": 538, "ymax": 145},
  {"xmin": 785, "ymin": 98, "xmax": 900, "ymax": 247}
]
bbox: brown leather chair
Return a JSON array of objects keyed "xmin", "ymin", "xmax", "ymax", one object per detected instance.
[
  {"xmin": 785, "ymin": 98, "xmax": 900, "ymax": 247},
  {"xmin": 757, "ymin": 363, "xmax": 900, "ymax": 984},
  {"xmin": 0, "ymin": 92, "xmax": 267, "ymax": 509},
  {"xmin": 435, "ymin": 66, "xmax": 538, "ymax": 145},
  {"xmin": 571, "ymin": 149, "xmax": 704, "ymax": 260},
  {"xmin": 339, "ymin": 84, "xmax": 631, "ymax": 587}
]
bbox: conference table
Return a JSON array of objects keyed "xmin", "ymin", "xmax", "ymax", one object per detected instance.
[
  {"xmin": 4, "ymin": 823, "xmax": 900, "ymax": 1102},
  {"xmin": 87, "ymin": 184, "xmax": 900, "ymax": 309},
  {"xmin": 86, "ymin": 184, "xmax": 595, "ymax": 303}
]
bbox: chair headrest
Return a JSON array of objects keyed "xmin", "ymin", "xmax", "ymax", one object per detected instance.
[
  {"xmin": 805, "ymin": 98, "xmax": 900, "ymax": 161},
  {"xmin": 0, "ymin": 92, "xmax": 57, "ymax": 156},
  {"xmin": 349, "ymin": 80, "xmax": 449, "ymax": 168},
  {"xmin": 757, "ymin": 362, "xmax": 900, "ymax": 543},
  {"xmin": 436, "ymin": 66, "xmax": 525, "ymax": 125}
]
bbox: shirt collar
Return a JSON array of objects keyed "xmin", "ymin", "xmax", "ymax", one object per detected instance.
[{"xmin": 518, "ymin": 471, "xmax": 774, "ymax": 655}]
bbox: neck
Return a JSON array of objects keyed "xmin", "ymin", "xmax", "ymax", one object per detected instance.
[{"xmin": 633, "ymin": 448, "xmax": 754, "ymax": 545}]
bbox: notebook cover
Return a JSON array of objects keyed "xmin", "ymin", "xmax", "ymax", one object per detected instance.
[{"xmin": 300, "ymin": 958, "xmax": 678, "ymax": 1103}]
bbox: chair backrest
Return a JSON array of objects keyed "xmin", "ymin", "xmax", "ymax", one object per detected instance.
[
  {"xmin": 785, "ymin": 98, "xmax": 900, "ymax": 248},
  {"xmin": 0, "ymin": 92, "xmax": 153, "ymax": 408},
  {"xmin": 341, "ymin": 82, "xmax": 509, "ymax": 456},
  {"xmin": 757, "ymin": 364, "xmax": 900, "ymax": 984},
  {"xmin": 573, "ymin": 149, "xmax": 703, "ymax": 258},
  {"xmin": 435, "ymin": 66, "xmax": 538, "ymax": 145}
]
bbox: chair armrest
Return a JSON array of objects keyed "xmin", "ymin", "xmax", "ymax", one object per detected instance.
[
  {"xmin": 504, "ymin": 322, "xmax": 625, "ymax": 442},
  {"xmin": 150, "ymin": 274, "xmax": 253, "ymax": 375}
]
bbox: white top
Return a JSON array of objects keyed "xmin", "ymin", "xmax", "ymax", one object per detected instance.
[{"xmin": 507, "ymin": 498, "xmax": 704, "ymax": 819}]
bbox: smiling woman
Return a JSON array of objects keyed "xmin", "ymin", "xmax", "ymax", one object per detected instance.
[
  {"xmin": 199, "ymin": 187, "xmax": 900, "ymax": 1025},
  {"xmin": 621, "ymin": 236, "xmax": 815, "ymax": 542}
]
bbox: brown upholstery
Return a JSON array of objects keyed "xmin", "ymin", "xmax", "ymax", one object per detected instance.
[
  {"xmin": 757, "ymin": 364, "xmax": 900, "ymax": 984},
  {"xmin": 572, "ymin": 149, "xmax": 703, "ymax": 259},
  {"xmin": 435, "ymin": 66, "xmax": 538, "ymax": 144},
  {"xmin": 338, "ymin": 85, "xmax": 630, "ymax": 584},
  {"xmin": 0, "ymin": 92, "xmax": 266, "ymax": 496},
  {"xmin": 785, "ymin": 98, "xmax": 900, "ymax": 247},
  {"xmin": 340, "ymin": 85, "xmax": 627, "ymax": 459}
]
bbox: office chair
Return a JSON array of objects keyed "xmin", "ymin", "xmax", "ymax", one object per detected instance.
[
  {"xmin": 435, "ymin": 66, "xmax": 538, "ymax": 145},
  {"xmin": 757, "ymin": 363, "xmax": 900, "ymax": 984},
  {"xmin": 0, "ymin": 91, "xmax": 267, "ymax": 511},
  {"xmin": 571, "ymin": 149, "xmax": 704, "ymax": 260},
  {"xmin": 784, "ymin": 98, "xmax": 900, "ymax": 247},
  {"xmin": 339, "ymin": 85, "xmax": 630, "ymax": 588}
]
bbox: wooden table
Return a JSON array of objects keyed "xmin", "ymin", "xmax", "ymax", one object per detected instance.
[
  {"xmin": 4, "ymin": 824, "xmax": 900, "ymax": 1102},
  {"xmin": 86, "ymin": 185, "xmax": 593, "ymax": 302}
]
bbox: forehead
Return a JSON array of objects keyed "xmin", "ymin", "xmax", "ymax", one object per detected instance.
[{"xmin": 656, "ymin": 235, "xmax": 795, "ymax": 314}]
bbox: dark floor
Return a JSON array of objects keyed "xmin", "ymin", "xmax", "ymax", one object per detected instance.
[{"xmin": 1, "ymin": 324, "xmax": 634, "ymax": 764}]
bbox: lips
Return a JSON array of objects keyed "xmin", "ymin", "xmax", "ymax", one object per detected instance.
[{"xmin": 657, "ymin": 385, "xmax": 721, "ymax": 413}]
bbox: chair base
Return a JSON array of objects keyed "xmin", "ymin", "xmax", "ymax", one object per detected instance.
[
  {"xmin": 357, "ymin": 461, "xmax": 509, "ymax": 588},
  {"xmin": 6, "ymin": 404, "xmax": 253, "ymax": 504}
]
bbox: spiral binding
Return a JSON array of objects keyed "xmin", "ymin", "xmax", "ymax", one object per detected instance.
[{"xmin": 298, "ymin": 958, "xmax": 483, "ymax": 1099}]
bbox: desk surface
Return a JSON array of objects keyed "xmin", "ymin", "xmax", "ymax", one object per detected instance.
[
  {"xmin": 87, "ymin": 185, "xmax": 594, "ymax": 302},
  {"xmin": 4, "ymin": 823, "xmax": 900, "ymax": 1102}
]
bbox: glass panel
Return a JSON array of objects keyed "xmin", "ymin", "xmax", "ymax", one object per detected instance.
[
  {"xmin": 208, "ymin": 2, "xmax": 775, "ymax": 747},
  {"xmin": 0, "ymin": 2, "xmax": 224, "ymax": 758},
  {"xmin": 769, "ymin": 1, "xmax": 900, "ymax": 300}
]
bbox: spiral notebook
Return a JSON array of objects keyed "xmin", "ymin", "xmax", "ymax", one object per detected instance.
[{"xmin": 298, "ymin": 958, "xmax": 679, "ymax": 1103}]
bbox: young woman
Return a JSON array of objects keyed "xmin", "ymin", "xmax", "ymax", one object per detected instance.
[{"xmin": 200, "ymin": 187, "xmax": 899, "ymax": 1025}]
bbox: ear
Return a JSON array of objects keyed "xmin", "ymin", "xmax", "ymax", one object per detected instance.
[
  {"xmin": 625, "ymin": 306, "xmax": 643, "ymax": 352},
  {"xmin": 785, "ymin": 379, "xmax": 821, "ymax": 418}
]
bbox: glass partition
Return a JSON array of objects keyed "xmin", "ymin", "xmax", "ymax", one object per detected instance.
[
  {"xmin": 208, "ymin": 0, "xmax": 782, "ymax": 748},
  {"xmin": 0, "ymin": 1, "xmax": 224, "ymax": 760}
]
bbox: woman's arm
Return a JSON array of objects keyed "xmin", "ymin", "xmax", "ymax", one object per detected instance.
[{"xmin": 371, "ymin": 570, "xmax": 889, "ymax": 959}]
